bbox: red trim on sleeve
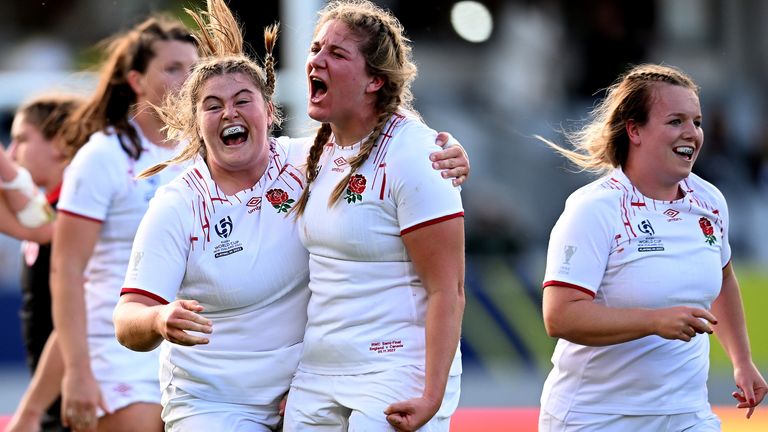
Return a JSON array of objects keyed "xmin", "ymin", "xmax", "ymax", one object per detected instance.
[
  {"xmin": 120, "ymin": 288, "xmax": 170, "ymax": 305},
  {"xmin": 542, "ymin": 280, "xmax": 596, "ymax": 298},
  {"xmin": 400, "ymin": 211, "xmax": 464, "ymax": 236},
  {"xmin": 58, "ymin": 209, "xmax": 104, "ymax": 223}
]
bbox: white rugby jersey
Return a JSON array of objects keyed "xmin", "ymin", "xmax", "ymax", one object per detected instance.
[
  {"xmin": 541, "ymin": 167, "xmax": 730, "ymax": 416},
  {"xmin": 298, "ymin": 113, "xmax": 464, "ymax": 375},
  {"xmin": 122, "ymin": 137, "xmax": 311, "ymax": 405},
  {"xmin": 58, "ymin": 123, "xmax": 184, "ymax": 338}
]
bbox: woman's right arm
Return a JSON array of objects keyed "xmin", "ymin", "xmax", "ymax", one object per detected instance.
[
  {"xmin": 50, "ymin": 212, "xmax": 108, "ymax": 429},
  {"xmin": 542, "ymin": 285, "xmax": 718, "ymax": 346},
  {"xmin": 114, "ymin": 295, "xmax": 211, "ymax": 351}
]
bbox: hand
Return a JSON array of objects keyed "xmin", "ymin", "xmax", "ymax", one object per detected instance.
[
  {"xmin": 650, "ymin": 306, "xmax": 717, "ymax": 342},
  {"xmin": 61, "ymin": 369, "xmax": 109, "ymax": 432},
  {"xmin": 384, "ymin": 396, "xmax": 440, "ymax": 432},
  {"xmin": 432, "ymin": 132, "xmax": 470, "ymax": 187},
  {"xmin": 154, "ymin": 299, "xmax": 212, "ymax": 346},
  {"xmin": 732, "ymin": 361, "xmax": 768, "ymax": 419}
]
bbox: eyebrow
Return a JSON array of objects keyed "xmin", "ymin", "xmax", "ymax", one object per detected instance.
[{"xmin": 201, "ymin": 88, "xmax": 255, "ymax": 104}]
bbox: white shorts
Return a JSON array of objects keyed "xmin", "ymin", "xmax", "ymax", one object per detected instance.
[
  {"xmin": 88, "ymin": 335, "xmax": 161, "ymax": 416},
  {"xmin": 284, "ymin": 364, "xmax": 461, "ymax": 432},
  {"xmin": 161, "ymin": 384, "xmax": 282, "ymax": 432},
  {"xmin": 538, "ymin": 408, "xmax": 721, "ymax": 432}
]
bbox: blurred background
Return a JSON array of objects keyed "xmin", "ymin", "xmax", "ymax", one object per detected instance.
[{"xmin": 1, "ymin": 0, "xmax": 767, "ymax": 415}]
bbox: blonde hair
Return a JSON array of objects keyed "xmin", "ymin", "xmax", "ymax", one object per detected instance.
[
  {"xmin": 59, "ymin": 15, "xmax": 196, "ymax": 160},
  {"xmin": 139, "ymin": 0, "xmax": 281, "ymax": 178},
  {"xmin": 541, "ymin": 63, "xmax": 699, "ymax": 174},
  {"xmin": 293, "ymin": 0, "xmax": 418, "ymax": 216}
]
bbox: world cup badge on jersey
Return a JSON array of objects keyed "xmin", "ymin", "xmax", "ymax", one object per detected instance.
[
  {"xmin": 698, "ymin": 217, "xmax": 717, "ymax": 245},
  {"xmin": 213, "ymin": 216, "xmax": 244, "ymax": 258},
  {"xmin": 637, "ymin": 219, "xmax": 665, "ymax": 252}
]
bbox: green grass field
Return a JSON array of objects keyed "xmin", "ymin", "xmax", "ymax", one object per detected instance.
[{"xmin": 710, "ymin": 263, "xmax": 768, "ymax": 370}]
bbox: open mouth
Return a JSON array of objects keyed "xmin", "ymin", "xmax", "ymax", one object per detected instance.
[
  {"xmin": 310, "ymin": 77, "xmax": 327, "ymax": 102},
  {"xmin": 673, "ymin": 146, "xmax": 694, "ymax": 161},
  {"xmin": 221, "ymin": 125, "xmax": 248, "ymax": 146}
]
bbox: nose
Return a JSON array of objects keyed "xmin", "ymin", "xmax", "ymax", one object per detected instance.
[
  {"xmin": 7, "ymin": 141, "xmax": 18, "ymax": 161},
  {"xmin": 222, "ymin": 102, "xmax": 239, "ymax": 120},
  {"xmin": 307, "ymin": 51, "xmax": 326, "ymax": 70},
  {"xmin": 681, "ymin": 120, "xmax": 697, "ymax": 140}
]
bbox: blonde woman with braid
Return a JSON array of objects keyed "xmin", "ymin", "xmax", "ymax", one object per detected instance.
[
  {"xmin": 284, "ymin": 1, "xmax": 465, "ymax": 431},
  {"xmin": 49, "ymin": 15, "xmax": 199, "ymax": 432},
  {"xmin": 539, "ymin": 64, "xmax": 767, "ymax": 431},
  {"xmin": 112, "ymin": 1, "xmax": 468, "ymax": 430}
]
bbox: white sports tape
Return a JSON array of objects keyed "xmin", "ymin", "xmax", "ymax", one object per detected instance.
[
  {"xmin": 16, "ymin": 192, "xmax": 54, "ymax": 228},
  {"xmin": 1, "ymin": 166, "xmax": 37, "ymax": 199}
]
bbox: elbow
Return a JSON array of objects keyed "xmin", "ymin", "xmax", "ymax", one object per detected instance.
[{"xmin": 543, "ymin": 310, "xmax": 568, "ymax": 339}]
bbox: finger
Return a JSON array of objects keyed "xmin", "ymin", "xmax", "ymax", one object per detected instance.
[
  {"xmin": 179, "ymin": 299, "xmax": 205, "ymax": 312},
  {"xmin": 452, "ymin": 176, "xmax": 465, "ymax": 187},
  {"xmin": 168, "ymin": 330, "xmax": 210, "ymax": 346},
  {"xmin": 732, "ymin": 391, "xmax": 747, "ymax": 402},
  {"xmin": 434, "ymin": 132, "xmax": 452, "ymax": 148},
  {"xmin": 692, "ymin": 309, "xmax": 718, "ymax": 325},
  {"xmin": 430, "ymin": 146, "xmax": 462, "ymax": 163}
]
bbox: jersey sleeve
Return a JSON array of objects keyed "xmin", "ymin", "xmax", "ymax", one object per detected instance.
[
  {"xmin": 386, "ymin": 120, "xmax": 464, "ymax": 234},
  {"xmin": 715, "ymin": 190, "xmax": 732, "ymax": 267},
  {"xmin": 543, "ymin": 190, "xmax": 617, "ymax": 296},
  {"xmin": 122, "ymin": 184, "xmax": 190, "ymax": 303},
  {"xmin": 58, "ymin": 134, "xmax": 124, "ymax": 222}
]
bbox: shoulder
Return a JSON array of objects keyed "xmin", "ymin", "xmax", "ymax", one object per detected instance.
[
  {"xmin": 382, "ymin": 113, "xmax": 439, "ymax": 160},
  {"xmin": 564, "ymin": 175, "xmax": 624, "ymax": 210},
  {"xmin": 71, "ymin": 130, "xmax": 125, "ymax": 164},
  {"xmin": 684, "ymin": 172, "xmax": 727, "ymax": 206}
]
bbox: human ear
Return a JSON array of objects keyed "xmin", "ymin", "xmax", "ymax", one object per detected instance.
[
  {"xmin": 126, "ymin": 70, "xmax": 145, "ymax": 96},
  {"xmin": 366, "ymin": 75, "xmax": 385, "ymax": 94},
  {"xmin": 626, "ymin": 120, "xmax": 641, "ymax": 145}
]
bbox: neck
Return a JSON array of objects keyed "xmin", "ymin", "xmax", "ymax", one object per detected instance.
[
  {"xmin": 331, "ymin": 110, "xmax": 383, "ymax": 147},
  {"xmin": 132, "ymin": 104, "xmax": 174, "ymax": 147},
  {"xmin": 623, "ymin": 164, "xmax": 684, "ymax": 201},
  {"xmin": 207, "ymin": 153, "xmax": 270, "ymax": 196}
]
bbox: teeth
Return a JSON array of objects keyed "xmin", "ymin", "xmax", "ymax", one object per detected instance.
[
  {"xmin": 674, "ymin": 147, "xmax": 694, "ymax": 155},
  {"xmin": 222, "ymin": 126, "xmax": 245, "ymax": 137}
]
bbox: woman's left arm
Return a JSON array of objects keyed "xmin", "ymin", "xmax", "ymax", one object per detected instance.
[
  {"xmin": 385, "ymin": 217, "xmax": 465, "ymax": 431},
  {"xmin": 712, "ymin": 262, "xmax": 768, "ymax": 419},
  {"xmin": 431, "ymin": 132, "xmax": 469, "ymax": 186}
]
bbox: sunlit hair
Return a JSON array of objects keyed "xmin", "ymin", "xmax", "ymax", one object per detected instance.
[
  {"xmin": 17, "ymin": 94, "xmax": 84, "ymax": 142},
  {"xmin": 539, "ymin": 63, "xmax": 699, "ymax": 174},
  {"xmin": 293, "ymin": 0, "xmax": 418, "ymax": 216},
  {"xmin": 138, "ymin": 0, "xmax": 281, "ymax": 179}
]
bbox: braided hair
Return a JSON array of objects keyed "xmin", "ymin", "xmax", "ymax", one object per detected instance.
[
  {"xmin": 539, "ymin": 63, "xmax": 699, "ymax": 174},
  {"xmin": 292, "ymin": 0, "xmax": 418, "ymax": 215},
  {"xmin": 139, "ymin": 0, "xmax": 281, "ymax": 178}
]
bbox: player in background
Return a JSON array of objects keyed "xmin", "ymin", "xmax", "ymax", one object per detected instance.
[{"xmin": 539, "ymin": 63, "xmax": 767, "ymax": 431}]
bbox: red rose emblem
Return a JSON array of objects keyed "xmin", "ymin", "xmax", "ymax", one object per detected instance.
[
  {"xmin": 266, "ymin": 189, "xmax": 289, "ymax": 206},
  {"xmin": 265, "ymin": 189, "xmax": 294, "ymax": 213},
  {"xmin": 348, "ymin": 174, "xmax": 367, "ymax": 194},
  {"xmin": 699, "ymin": 217, "xmax": 717, "ymax": 245},
  {"xmin": 345, "ymin": 174, "xmax": 367, "ymax": 203}
]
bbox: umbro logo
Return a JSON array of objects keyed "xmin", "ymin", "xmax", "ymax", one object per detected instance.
[
  {"xmin": 663, "ymin": 208, "xmax": 682, "ymax": 221},
  {"xmin": 247, "ymin": 197, "xmax": 262, "ymax": 214}
]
